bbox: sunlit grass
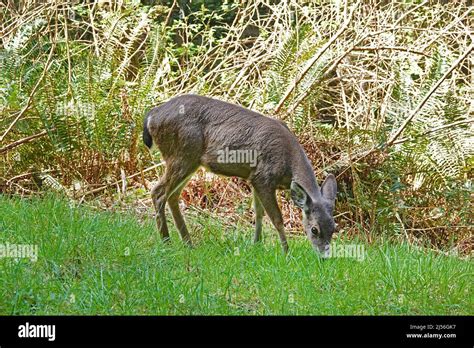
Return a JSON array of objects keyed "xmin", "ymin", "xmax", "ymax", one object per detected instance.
[{"xmin": 0, "ymin": 195, "xmax": 472, "ymax": 315}]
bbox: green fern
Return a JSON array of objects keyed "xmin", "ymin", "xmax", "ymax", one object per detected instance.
[
  {"xmin": 388, "ymin": 49, "xmax": 473, "ymax": 189},
  {"xmin": 264, "ymin": 24, "xmax": 335, "ymax": 131}
]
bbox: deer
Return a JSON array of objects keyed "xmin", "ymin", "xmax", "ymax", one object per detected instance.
[{"xmin": 143, "ymin": 94, "xmax": 337, "ymax": 256}]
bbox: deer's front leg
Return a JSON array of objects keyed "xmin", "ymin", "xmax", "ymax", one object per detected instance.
[
  {"xmin": 253, "ymin": 189, "xmax": 264, "ymax": 243},
  {"xmin": 252, "ymin": 184, "xmax": 288, "ymax": 253}
]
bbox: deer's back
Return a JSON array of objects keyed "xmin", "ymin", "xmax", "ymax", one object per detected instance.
[{"xmin": 147, "ymin": 94, "xmax": 302, "ymax": 186}]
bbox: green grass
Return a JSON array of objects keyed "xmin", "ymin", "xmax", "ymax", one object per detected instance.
[{"xmin": 0, "ymin": 195, "xmax": 472, "ymax": 315}]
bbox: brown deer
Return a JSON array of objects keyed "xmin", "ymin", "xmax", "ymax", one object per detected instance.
[{"xmin": 143, "ymin": 94, "xmax": 337, "ymax": 255}]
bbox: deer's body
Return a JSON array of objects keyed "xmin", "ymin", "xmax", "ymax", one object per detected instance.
[{"xmin": 144, "ymin": 94, "xmax": 337, "ymax": 254}]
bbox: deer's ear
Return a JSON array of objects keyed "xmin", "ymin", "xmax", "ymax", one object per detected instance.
[
  {"xmin": 291, "ymin": 181, "xmax": 309, "ymax": 209},
  {"xmin": 321, "ymin": 174, "xmax": 337, "ymax": 201}
]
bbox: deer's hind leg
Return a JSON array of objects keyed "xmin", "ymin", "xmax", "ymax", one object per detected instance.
[
  {"xmin": 167, "ymin": 177, "xmax": 195, "ymax": 246},
  {"xmin": 151, "ymin": 160, "xmax": 198, "ymax": 243}
]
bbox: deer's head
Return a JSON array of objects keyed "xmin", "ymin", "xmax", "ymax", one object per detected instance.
[{"xmin": 291, "ymin": 174, "xmax": 337, "ymax": 257}]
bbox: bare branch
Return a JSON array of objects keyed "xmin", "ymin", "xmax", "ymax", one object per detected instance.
[
  {"xmin": 0, "ymin": 26, "xmax": 57, "ymax": 143},
  {"xmin": 385, "ymin": 43, "xmax": 474, "ymax": 147},
  {"xmin": 274, "ymin": 0, "xmax": 361, "ymax": 114},
  {"xmin": 0, "ymin": 130, "xmax": 49, "ymax": 154}
]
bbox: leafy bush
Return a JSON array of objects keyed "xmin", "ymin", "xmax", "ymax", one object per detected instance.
[{"xmin": 1, "ymin": 1, "xmax": 472, "ymax": 253}]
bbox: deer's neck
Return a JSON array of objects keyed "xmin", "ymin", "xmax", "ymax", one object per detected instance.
[{"xmin": 291, "ymin": 148, "xmax": 321, "ymax": 201}]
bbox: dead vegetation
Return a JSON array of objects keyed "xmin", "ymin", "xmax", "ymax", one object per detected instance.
[{"xmin": 0, "ymin": 0, "xmax": 472, "ymax": 254}]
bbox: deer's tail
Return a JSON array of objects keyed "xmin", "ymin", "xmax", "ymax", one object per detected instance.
[{"xmin": 143, "ymin": 112, "xmax": 153, "ymax": 149}]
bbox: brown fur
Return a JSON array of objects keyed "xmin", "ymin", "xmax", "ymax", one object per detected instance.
[{"xmin": 144, "ymin": 94, "xmax": 337, "ymax": 254}]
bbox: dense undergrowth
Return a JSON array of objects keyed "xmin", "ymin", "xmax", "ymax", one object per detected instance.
[{"xmin": 0, "ymin": 1, "xmax": 472, "ymax": 253}]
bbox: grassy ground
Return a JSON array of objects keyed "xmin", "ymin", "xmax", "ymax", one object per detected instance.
[{"xmin": 0, "ymin": 195, "xmax": 472, "ymax": 315}]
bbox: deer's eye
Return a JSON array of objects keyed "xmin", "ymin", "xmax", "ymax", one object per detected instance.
[{"xmin": 311, "ymin": 226, "xmax": 319, "ymax": 236}]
